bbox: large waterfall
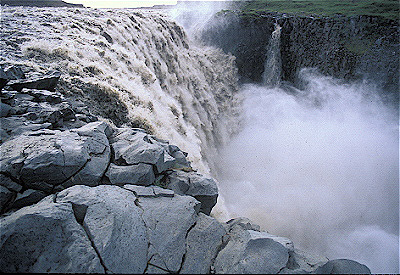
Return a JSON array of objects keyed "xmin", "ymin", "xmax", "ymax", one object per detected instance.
[
  {"xmin": 217, "ymin": 35, "xmax": 399, "ymax": 275},
  {"xmin": 1, "ymin": 4, "xmax": 398, "ymax": 274},
  {"xmin": 0, "ymin": 6, "xmax": 241, "ymax": 177}
]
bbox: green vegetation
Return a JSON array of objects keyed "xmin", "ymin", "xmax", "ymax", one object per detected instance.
[{"xmin": 241, "ymin": 0, "xmax": 399, "ymax": 20}]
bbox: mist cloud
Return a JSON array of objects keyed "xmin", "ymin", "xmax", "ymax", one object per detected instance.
[{"xmin": 217, "ymin": 69, "xmax": 399, "ymax": 273}]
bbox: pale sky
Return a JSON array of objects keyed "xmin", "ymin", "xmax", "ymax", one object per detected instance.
[
  {"xmin": 67, "ymin": 1, "xmax": 226, "ymax": 9},
  {"xmin": 67, "ymin": 1, "xmax": 177, "ymax": 8}
]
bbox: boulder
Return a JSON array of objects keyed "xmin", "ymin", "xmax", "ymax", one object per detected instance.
[
  {"xmin": 181, "ymin": 213, "xmax": 226, "ymax": 274},
  {"xmin": 105, "ymin": 163, "xmax": 155, "ymax": 186},
  {"xmin": 62, "ymin": 121, "xmax": 111, "ymax": 188},
  {"xmin": 0, "ymin": 103, "xmax": 12, "ymax": 117},
  {"xmin": 166, "ymin": 170, "xmax": 218, "ymax": 215},
  {"xmin": 0, "ymin": 185, "xmax": 14, "ymax": 213},
  {"xmin": 56, "ymin": 185, "xmax": 148, "ymax": 274},
  {"xmin": 214, "ymin": 229, "xmax": 290, "ymax": 274},
  {"xmin": 3, "ymin": 65, "xmax": 26, "ymax": 80},
  {"xmin": 110, "ymin": 128, "xmax": 190, "ymax": 174},
  {"xmin": 0, "ymin": 174, "xmax": 22, "ymax": 192},
  {"xmin": 0, "ymin": 122, "xmax": 113, "ymax": 194},
  {"xmin": 8, "ymin": 189, "xmax": 48, "ymax": 210},
  {"xmin": 139, "ymin": 194, "xmax": 201, "ymax": 273},
  {"xmin": 0, "ymin": 196, "xmax": 104, "ymax": 273},
  {"xmin": 8, "ymin": 71, "xmax": 61, "ymax": 92},
  {"xmin": 23, "ymin": 88, "xmax": 63, "ymax": 104},
  {"xmin": 315, "ymin": 259, "xmax": 371, "ymax": 274}
]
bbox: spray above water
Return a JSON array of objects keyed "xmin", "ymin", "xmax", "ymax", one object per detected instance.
[{"xmin": 217, "ymin": 68, "xmax": 399, "ymax": 273}]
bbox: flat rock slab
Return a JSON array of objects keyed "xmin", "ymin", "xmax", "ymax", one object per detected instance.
[
  {"xmin": 139, "ymin": 194, "xmax": 201, "ymax": 273},
  {"xmin": 0, "ymin": 196, "xmax": 104, "ymax": 273},
  {"xmin": 56, "ymin": 185, "xmax": 148, "ymax": 274},
  {"xmin": 181, "ymin": 213, "xmax": 226, "ymax": 274},
  {"xmin": 214, "ymin": 229, "xmax": 290, "ymax": 274},
  {"xmin": 0, "ymin": 121, "xmax": 111, "ymax": 194}
]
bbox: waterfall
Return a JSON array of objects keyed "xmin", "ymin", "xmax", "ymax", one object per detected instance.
[
  {"xmin": 0, "ymin": 6, "xmax": 241, "ymax": 176},
  {"xmin": 262, "ymin": 23, "xmax": 282, "ymax": 87}
]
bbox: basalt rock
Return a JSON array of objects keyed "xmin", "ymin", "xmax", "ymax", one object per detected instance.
[{"xmin": 201, "ymin": 11, "xmax": 399, "ymax": 101}]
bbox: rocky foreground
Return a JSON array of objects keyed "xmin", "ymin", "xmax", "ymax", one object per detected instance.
[{"xmin": 0, "ymin": 66, "xmax": 371, "ymax": 273}]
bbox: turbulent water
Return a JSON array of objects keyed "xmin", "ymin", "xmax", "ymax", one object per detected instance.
[
  {"xmin": 1, "ymin": 4, "xmax": 399, "ymax": 274},
  {"xmin": 217, "ymin": 68, "xmax": 399, "ymax": 273},
  {"xmin": 0, "ymin": 6, "xmax": 241, "ymax": 177}
]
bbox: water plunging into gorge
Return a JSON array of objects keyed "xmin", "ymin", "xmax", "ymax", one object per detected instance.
[{"xmin": 216, "ymin": 22, "xmax": 399, "ymax": 274}]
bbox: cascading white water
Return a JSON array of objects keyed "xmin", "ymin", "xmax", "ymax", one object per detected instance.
[
  {"xmin": 0, "ymin": 6, "xmax": 241, "ymax": 178},
  {"xmin": 262, "ymin": 23, "xmax": 282, "ymax": 87}
]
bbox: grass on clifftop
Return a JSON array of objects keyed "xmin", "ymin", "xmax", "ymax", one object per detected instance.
[{"xmin": 241, "ymin": 0, "xmax": 399, "ymax": 20}]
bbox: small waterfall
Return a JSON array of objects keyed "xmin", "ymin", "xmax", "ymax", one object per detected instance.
[{"xmin": 262, "ymin": 23, "xmax": 282, "ymax": 87}]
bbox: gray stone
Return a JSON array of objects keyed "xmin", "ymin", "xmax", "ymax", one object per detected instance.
[
  {"xmin": 0, "ymin": 174, "xmax": 22, "ymax": 192},
  {"xmin": 64, "ymin": 122, "xmax": 112, "ymax": 187},
  {"xmin": 214, "ymin": 229, "xmax": 290, "ymax": 274},
  {"xmin": 8, "ymin": 71, "xmax": 61, "ymax": 92},
  {"xmin": 0, "ymin": 103, "xmax": 12, "ymax": 117},
  {"xmin": 166, "ymin": 170, "xmax": 190, "ymax": 194},
  {"xmin": 106, "ymin": 163, "xmax": 155, "ymax": 186},
  {"xmin": 0, "ymin": 196, "xmax": 104, "ymax": 273},
  {"xmin": 279, "ymin": 248, "xmax": 328, "ymax": 274},
  {"xmin": 139, "ymin": 194, "xmax": 201, "ymax": 273},
  {"xmin": 0, "ymin": 185, "xmax": 14, "ymax": 212},
  {"xmin": 187, "ymin": 172, "xmax": 218, "ymax": 215},
  {"xmin": 165, "ymin": 170, "xmax": 218, "ymax": 215},
  {"xmin": 111, "ymin": 129, "xmax": 184, "ymax": 174},
  {"xmin": 153, "ymin": 186, "xmax": 174, "ymax": 197},
  {"xmin": 181, "ymin": 213, "xmax": 226, "ymax": 274},
  {"xmin": 226, "ymin": 217, "xmax": 261, "ymax": 232},
  {"xmin": 315, "ymin": 259, "xmax": 371, "ymax": 274},
  {"xmin": 10, "ymin": 122, "xmax": 52, "ymax": 136},
  {"xmin": 0, "ymin": 130, "xmax": 90, "ymax": 186},
  {"xmin": 23, "ymin": 88, "xmax": 63, "ymax": 104},
  {"xmin": 123, "ymin": 184, "xmax": 156, "ymax": 197},
  {"xmin": 56, "ymin": 185, "xmax": 148, "ymax": 274},
  {"xmin": 9, "ymin": 189, "xmax": 48, "ymax": 210},
  {"xmin": 4, "ymin": 65, "xmax": 26, "ymax": 80}
]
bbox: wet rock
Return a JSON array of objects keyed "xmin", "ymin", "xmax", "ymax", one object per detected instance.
[
  {"xmin": 316, "ymin": 259, "xmax": 371, "ymax": 274},
  {"xmin": 0, "ymin": 196, "xmax": 104, "ymax": 273},
  {"xmin": 24, "ymin": 88, "xmax": 63, "ymax": 104},
  {"xmin": 8, "ymin": 189, "xmax": 47, "ymax": 210},
  {"xmin": 111, "ymin": 128, "xmax": 189, "ymax": 174},
  {"xmin": 56, "ymin": 185, "xmax": 148, "ymax": 274},
  {"xmin": 0, "ymin": 103, "xmax": 12, "ymax": 117},
  {"xmin": 8, "ymin": 71, "xmax": 61, "ymax": 92},
  {"xmin": 3, "ymin": 65, "xmax": 26, "ymax": 80},
  {"xmin": 166, "ymin": 170, "xmax": 218, "ymax": 215},
  {"xmin": 0, "ymin": 130, "xmax": 90, "ymax": 188},
  {"xmin": 139, "ymin": 194, "xmax": 201, "ymax": 273},
  {"xmin": 181, "ymin": 213, "xmax": 226, "ymax": 274},
  {"xmin": 62, "ymin": 121, "xmax": 111, "ymax": 188},
  {"xmin": 0, "ymin": 185, "xmax": 14, "ymax": 213},
  {"xmin": 214, "ymin": 229, "xmax": 290, "ymax": 274},
  {"xmin": 105, "ymin": 163, "xmax": 155, "ymax": 186},
  {"xmin": 0, "ymin": 174, "xmax": 22, "ymax": 192}
]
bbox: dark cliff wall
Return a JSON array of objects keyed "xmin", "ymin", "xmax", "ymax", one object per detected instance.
[{"xmin": 201, "ymin": 11, "xmax": 399, "ymax": 97}]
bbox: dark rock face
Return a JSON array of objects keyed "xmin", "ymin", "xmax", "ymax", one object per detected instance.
[{"xmin": 201, "ymin": 11, "xmax": 399, "ymax": 99}]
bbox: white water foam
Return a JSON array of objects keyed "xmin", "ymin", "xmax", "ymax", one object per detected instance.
[
  {"xmin": 1, "ymin": 6, "xmax": 241, "ymax": 177},
  {"xmin": 217, "ymin": 68, "xmax": 399, "ymax": 273}
]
